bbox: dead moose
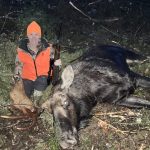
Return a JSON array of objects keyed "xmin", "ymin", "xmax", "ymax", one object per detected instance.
[{"xmin": 49, "ymin": 45, "xmax": 150, "ymax": 149}]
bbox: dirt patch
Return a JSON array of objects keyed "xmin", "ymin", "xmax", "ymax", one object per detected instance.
[
  {"xmin": 1, "ymin": 100, "xmax": 150, "ymax": 150},
  {"xmin": 0, "ymin": 111, "xmax": 59, "ymax": 150},
  {"xmin": 78, "ymin": 103, "xmax": 150, "ymax": 150}
]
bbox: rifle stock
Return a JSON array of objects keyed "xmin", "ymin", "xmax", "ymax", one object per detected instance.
[
  {"xmin": 50, "ymin": 23, "xmax": 62, "ymax": 86},
  {"xmin": 52, "ymin": 44, "xmax": 61, "ymax": 86}
]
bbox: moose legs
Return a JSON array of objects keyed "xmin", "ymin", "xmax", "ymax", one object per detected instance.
[{"xmin": 116, "ymin": 96, "xmax": 150, "ymax": 108}]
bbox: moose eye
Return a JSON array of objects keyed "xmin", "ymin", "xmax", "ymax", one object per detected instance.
[{"xmin": 62, "ymin": 100, "xmax": 70, "ymax": 109}]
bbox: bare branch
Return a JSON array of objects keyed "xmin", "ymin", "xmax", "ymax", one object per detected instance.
[
  {"xmin": 0, "ymin": 11, "xmax": 21, "ymax": 20},
  {"xmin": 69, "ymin": 1, "xmax": 127, "ymax": 40},
  {"xmin": 69, "ymin": 1, "xmax": 90, "ymax": 18},
  {"xmin": 88, "ymin": 0, "xmax": 103, "ymax": 6},
  {"xmin": 0, "ymin": 10, "xmax": 21, "ymax": 34}
]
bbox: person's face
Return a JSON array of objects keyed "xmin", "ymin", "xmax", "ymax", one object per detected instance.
[{"xmin": 27, "ymin": 32, "xmax": 41, "ymax": 46}]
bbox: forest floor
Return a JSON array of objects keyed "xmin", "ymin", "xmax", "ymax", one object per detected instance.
[{"xmin": 0, "ymin": 2, "xmax": 150, "ymax": 149}]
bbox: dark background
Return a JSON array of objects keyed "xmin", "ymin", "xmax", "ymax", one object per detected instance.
[{"xmin": 0, "ymin": 0, "xmax": 150, "ymax": 43}]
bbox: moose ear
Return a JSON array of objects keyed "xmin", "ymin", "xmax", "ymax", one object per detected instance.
[{"xmin": 61, "ymin": 65, "xmax": 74, "ymax": 89}]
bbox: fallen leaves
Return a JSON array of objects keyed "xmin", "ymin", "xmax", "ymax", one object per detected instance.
[
  {"xmin": 94, "ymin": 109, "xmax": 142, "ymax": 136},
  {"xmin": 95, "ymin": 117, "xmax": 128, "ymax": 135}
]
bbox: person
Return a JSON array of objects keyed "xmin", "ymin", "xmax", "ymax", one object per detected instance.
[{"xmin": 13, "ymin": 21, "xmax": 61, "ymax": 106}]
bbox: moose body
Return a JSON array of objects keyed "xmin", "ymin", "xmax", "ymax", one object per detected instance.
[{"xmin": 50, "ymin": 45, "xmax": 150, "ymax": 149}]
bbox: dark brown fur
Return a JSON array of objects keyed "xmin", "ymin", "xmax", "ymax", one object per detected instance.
[
  {"xmin": 50, "ymin": 45, "xmax": 150, "ymax": 149},
  {"xmin": 9, "ymin": 80, "xmax": 35, "ymax": 114}
]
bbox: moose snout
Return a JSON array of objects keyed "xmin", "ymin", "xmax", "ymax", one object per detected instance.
[{"xmin": 59, "ymin": 130, "xmax": 78, "ymax": 149}]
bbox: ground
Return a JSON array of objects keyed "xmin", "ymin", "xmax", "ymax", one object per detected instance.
[
  {"xmin": 0, "ymin": 1, "xmax": 150, "ymax": 149},
  {"xmin": 1, "ymin": 98, "xmax": 150, "ymax": 150}
]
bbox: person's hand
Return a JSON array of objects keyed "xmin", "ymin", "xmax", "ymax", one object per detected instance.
[{"xmin": 54, "ymin": 59, "xmax": 62, "ymax": 66}]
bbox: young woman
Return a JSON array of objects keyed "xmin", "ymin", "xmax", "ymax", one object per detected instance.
[{"xmin": 14, "ymin": 21, "xmax": 61, "ymax": 105}]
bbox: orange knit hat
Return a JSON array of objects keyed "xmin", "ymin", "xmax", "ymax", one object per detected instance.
[{"xmin": 27, "ymin": 21, "xmax": 41, "ymax": 37}]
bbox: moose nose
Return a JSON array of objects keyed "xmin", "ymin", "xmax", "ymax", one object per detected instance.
[
  {"xmin": 60, "ymin": 138, "xmax": 77, "ymax": 149},
  {"xmin": 67, "ymin": 136, "xmax": 77, "ymax": 145}
]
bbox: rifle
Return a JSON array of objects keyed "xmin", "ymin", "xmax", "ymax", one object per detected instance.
[{"xmin": 51, "ymin": 23, "xmax": 62, "ymax": 86}]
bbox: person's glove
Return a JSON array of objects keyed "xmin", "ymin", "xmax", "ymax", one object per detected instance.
[{"xmin": 54, "ymin": 59, "xmax": 62, "ymax": 67}]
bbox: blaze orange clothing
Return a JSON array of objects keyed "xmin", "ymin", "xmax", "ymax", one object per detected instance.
[
  {"xmin": 27, "ymin": 21, "xmax": 41, "ymax": 37},
  {"xmin": 16, "ymin": 38, "xmax": 51, "ymax": 81}
]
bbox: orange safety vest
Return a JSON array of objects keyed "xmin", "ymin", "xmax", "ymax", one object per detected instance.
[{"xmin": 17, "ymin": 40, "xmax": 51, "ymax": 81}]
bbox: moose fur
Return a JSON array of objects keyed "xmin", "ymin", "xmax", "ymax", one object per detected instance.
[
  {"xmin": 9, "ymin": 80, "xmax": 35, "ymax": 114},
  {"xmin": 49, "ymin": 45, "xmax": 150, "ymax": 149}
]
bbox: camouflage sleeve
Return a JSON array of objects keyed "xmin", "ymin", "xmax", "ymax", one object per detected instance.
[{"xmin": 14, "ymin": 55, "xmax": 23, "ymax": 76}]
